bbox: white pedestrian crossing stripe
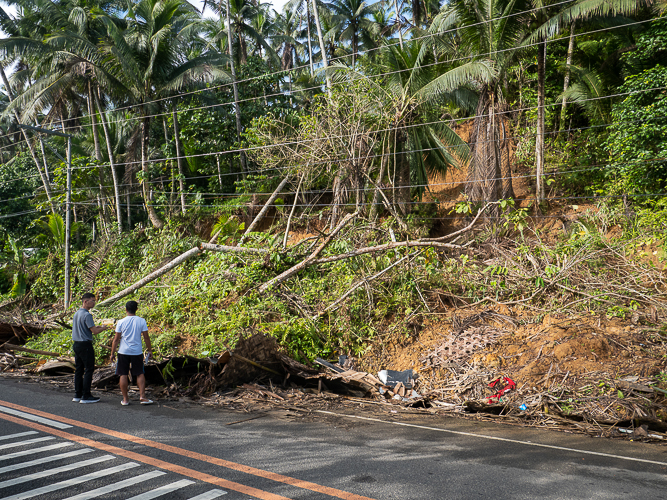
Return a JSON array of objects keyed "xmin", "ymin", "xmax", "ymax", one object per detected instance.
[
  {"xmin": 0, "ymin": 442, "xmax": 75, "ymax": 462},
  {"xmin": 0, "ymin": 462, "xmax": 140, "ymax": 500},
  {"xmin": 186, "ymin": 490, "xmax": 229, "ymax": 500},
  {"xmin": 0, "ymin": 437, "xmax": 54, "ymax": 451},
  {"xmin": 0, "ymin": 455, "xmax": 115, "ymax": 490},
  {"xmin": 0, "ymin": 432, "xmax": 229, "ymax": 500},
  {"xmin": 0, "ymin": 406, "xmax": 72, "ymax": 429},
  {"xmin": 121, "ymin": 478, "xmax": 194, "ymax": 499},
  {"xmin": 0, "ymin": 449, "xmax": 92, "ymax": 474},
  {"xmin": 61, "ymin": 470, "xmax": 167, "ymax": 500},
  {"xmin": 0, "ymin": 433, "xmax": 38, "ymax": 442}
]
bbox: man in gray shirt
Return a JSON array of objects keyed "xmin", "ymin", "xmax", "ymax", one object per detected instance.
[{"xmin": 72, "ymin": 292, "xmax": 110, "ymax": 403}]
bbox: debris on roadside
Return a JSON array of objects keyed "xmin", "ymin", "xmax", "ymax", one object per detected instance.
[
  {"xmin": 0, "ymin": 322, "xmax": 43, "ymax": 347},
  {"xmin": 3, "ymin": 316, "xmax": 667, "ymax": 444},
  {"xmin": 36, "ymin": 359, "xmax": 76, "ymax": 375}
]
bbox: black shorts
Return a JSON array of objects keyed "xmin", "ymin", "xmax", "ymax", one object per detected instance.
[{"xmin": 116, "ymin": 353, "xmax": 144, "ymax": 377}]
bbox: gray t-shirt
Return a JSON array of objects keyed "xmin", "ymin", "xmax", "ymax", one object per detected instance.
[{"xmin": 72, "ymin": 308, "xmax": 95, "ymax": 342}]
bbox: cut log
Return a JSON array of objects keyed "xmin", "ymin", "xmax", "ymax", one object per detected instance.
[{"xmin": 259, "ymin": 211, "xmax": 358, "ymax": 292}]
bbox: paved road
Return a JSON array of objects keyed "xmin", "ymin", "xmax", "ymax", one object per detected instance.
[{"xmin": 0, "ymin": 377, "xmax": 666, "ymax": 499}]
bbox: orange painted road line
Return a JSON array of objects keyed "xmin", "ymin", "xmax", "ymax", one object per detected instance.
[
  {"xmin": 0, "ymin": 412, "xmax": 289, "ymax": 500},
  {"xmin": 0, "ymin": 400, "xmax": 376, "ymax": 500}
]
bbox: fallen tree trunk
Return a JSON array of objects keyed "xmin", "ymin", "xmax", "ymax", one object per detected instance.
[
  {"xmin": 200, "ymin": 243, "xmax": 268, "ymax": 254},
  {"xmin": 98, "ymin": 243, "xmax": 270, "ymax": 308},
  {"xmin": 310, "ymin": 239, "xmax": 462, "ymax": 266},
  {"xmin": 97, "ymin": 246, "xmax": 202, "ymax": 307},
  {"xmin": 259, "ymin": 211, "xmax": 358, "ymax": 293},
  {"xmin": 238, "ymin": 176, "xmax": 290, "ymax": 246},
  {"xmin": 2, "ymin": 344, "xmax": 61, "ymax": 357}
]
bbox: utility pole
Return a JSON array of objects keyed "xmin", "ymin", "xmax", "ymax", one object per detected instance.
[{"xmin": 19, "ymin": 124, "xmax": 73, "ymax": 309}]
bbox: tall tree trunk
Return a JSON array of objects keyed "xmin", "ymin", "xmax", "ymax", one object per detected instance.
[
  {"xmin": 88, "ymin": 82, "xmax": 103, "ymax": 163},
  {"xmin": 535, "ymin": 38, "xmax": 546, "ymax": 206},
  {"xmin": 216, "ymin": 155, "xmax": 223, "ymax": 186},
  {"xmin": 88, "ymin": 82, "xmax": 109, "ymax": 223},
  {"xmin": 127, "ymin": 182, "xmax": 132, "ymax": 230},
  {"xmin": 499, "ymin": 112, "xmax": 515, "ymax": 200},
  {"xmin": 352, "ymin": 26, "xmax": 357, "ymax": 67},
  {"xmin": 141, "ymin": 115, "xmax": 164, "ymax": 229},
  {"xmin": 394, "ymin": 0, "xmax": 404, "ymax": 49},
  {"xmin": 560, "ymin": 21, "xmax": 576, "ymax": 133},
  {"xmin": 95, "ymin": 93, "xmax": 123, "ymax": 233},
  {"xmin": 1, "ymin": 65, "xmax": 55, "ymax": 213},
  {"xmin": 225, "ymin": 0, "xmax": 247, "ymax": 176},
  {"xmin": 311, "ymin": 0, "xmax": 331, "ymax": 95},
  {"xmin": 395, "ymin": 132, "xmax": 410, "ymax": 216},
  {"xmin": 370, "ymin": 141, "xmax": 389, "ymax": 219},
  {"xmin": 466, "ymin": 88, "xmax": 502, "ymax": 217},
  {"xmin": 306, "ymin": 2, "xmax": 314, "ymax": 77},
  {"xmin": 172, "ymin": 102, "xmax": 187, "ymax": 214}
]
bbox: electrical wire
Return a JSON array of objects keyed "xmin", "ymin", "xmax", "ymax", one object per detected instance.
[
  {"xmin": 59, "ymin": 93, "xmax": 667, "ymax": 176},
  {"xmin": 0, "ymin": 0, "xmax": 581, "ymax": 134},
  {"xmin": 2, "ymin": 142, "xmax": 664, "ymax": 207},
  {"xmin": 0, "ymin": 14, "xmax": 649, "ymax": 145}
]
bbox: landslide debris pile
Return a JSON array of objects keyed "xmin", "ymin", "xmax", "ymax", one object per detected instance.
[{"xmin": 360, "ymin": 307, "xmax": 667, "ymax": 439}]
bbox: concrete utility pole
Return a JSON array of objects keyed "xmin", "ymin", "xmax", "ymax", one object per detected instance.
[{"xmin": 19, "ymin": 124, "xmax": 73, "ymax": 309}]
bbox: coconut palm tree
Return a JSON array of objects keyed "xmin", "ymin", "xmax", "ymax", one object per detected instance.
[
  {"xmin": 100, "ymin": 0, "xmax": 229, "ymax": 228},
  {"xmin": 285, "ymin": 0, "xmax": 316, "ymax": 75},
  {"xmin": 0, "ymin": 0, "xmax": 130, "ymax": 225},
  {"xmin": 325, "ymin": 0, "xmax": 381, "ymax": 67},
  {"xmin": 431, "ymin": 0, "xmax": 532, "ymax": 211},
  {"xmin": 332, "ymin": 40, "xmax": 481, "ymax": 215},
  {"xmin": 529, "ymin": 0, "xmax": 651, "ymax": 203}
]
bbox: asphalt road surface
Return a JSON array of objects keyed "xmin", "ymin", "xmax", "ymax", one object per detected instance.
[{"xmin": 1, "ymin": 376, "xmax": 667, "ymax": 499}]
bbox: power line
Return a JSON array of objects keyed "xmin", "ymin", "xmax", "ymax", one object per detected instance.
[
  {"xmin": 0, "ymin": 0, "xmax": 580, "ymax": 132},
  {"xmin": 61, "ymin": 93, "xmax": 667, "ymax": 176},
  {"xmin": 0, "ymin": 13, "xmax": 648, "ymax": 145},
  {"xmin": 69, "ymin": 191, "xmax": 667, "ymax": 211},
  {"xmin": 1, "ymin": 131, "xmax": 664, "ymax": 208}
]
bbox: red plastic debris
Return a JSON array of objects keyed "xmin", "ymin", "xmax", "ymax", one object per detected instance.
[{"xmin": 486, "ymin": 376, "xmax": 516, "ymax": 403}]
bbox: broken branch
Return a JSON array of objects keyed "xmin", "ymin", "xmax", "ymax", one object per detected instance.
[
  {"xmin": 97, "ymin": 246, "xmax": 202, "ymax": 307},
  {"xmin": 259, "ymin": 211, "xmax": 358, "ymax": 292},
  {"xmin": 200, "ymin": 243, "xmax": 268, "ymax": 254},
  {"xmin": 421, "ymin": 202, "xmax": 496, "ymax": 242},
  {"xmin": 313, "ymin": 252, "xmax": 417, "ymax": 319}
]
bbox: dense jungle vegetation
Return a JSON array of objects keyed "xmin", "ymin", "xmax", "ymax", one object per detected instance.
[{"xmin": 1, "ymin": 0, "xmax": 667, "ymax": 362}]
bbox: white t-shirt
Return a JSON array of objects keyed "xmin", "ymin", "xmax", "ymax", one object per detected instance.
[{"xmin": 115, "ymin": 316, "xmax": 148, "ymax": 356}]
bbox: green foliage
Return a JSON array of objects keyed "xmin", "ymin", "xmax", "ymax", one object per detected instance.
[
  {"xmin": 3, "ymin": 237, "xmax": 27, "ymax": 297},
  {"xmin": 211, "ymin": 214, "xmax": 244, "ymax": 244},
  {"xmin": 30, "ymin": 214, "xmax": 66, "ymax": 254},
  {"xmin": 604, "ymin": 65, "xmax": 667, "ymax": 195},
  {"xmin": 0, "ymin": 152, "xmax": 42, "ymax": 239}
]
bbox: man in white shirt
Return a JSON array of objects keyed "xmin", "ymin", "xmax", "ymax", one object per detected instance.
[{"xmin": 110, "ymin": 300, "xmax": 154, "ymax": 406}]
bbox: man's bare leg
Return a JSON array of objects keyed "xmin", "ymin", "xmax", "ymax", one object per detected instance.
[
  {"xmin": 120, "ymin": 375, "xmax": 129, "ymax": 404},
  {"xmin": 137, "ymin": 374, "xmax": 147, "ymax": 401}
]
